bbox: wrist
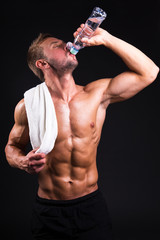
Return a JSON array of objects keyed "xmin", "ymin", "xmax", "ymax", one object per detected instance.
[
  {"xmin": 102, "ymin": 31, "xmax": 114, "ymax": 48},
  {"xmin": 19, "ymin": 155, "xmax": 29, "ymax": 171}
]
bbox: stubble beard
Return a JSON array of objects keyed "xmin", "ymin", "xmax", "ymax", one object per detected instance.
[{"xmin": 48, "ymin": 57, "xmax": 78, "ymax": 76}]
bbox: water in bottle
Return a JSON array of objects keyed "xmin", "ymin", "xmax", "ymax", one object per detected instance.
[{"xmin": 67, "ymin": 7, "xmax": 107, "ymax": 55}]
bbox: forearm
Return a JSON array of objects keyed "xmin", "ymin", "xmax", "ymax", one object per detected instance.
[
  {"xmin": 103, "ymin": 32, "xmax": 159, "ymax": 80},
  {"xmin": 5, "ymin": 144, "xmax": 28, "ymax": 171},
  {"xmin": 5, "ymin": 143, "xmax": 46, "ymax": 174}
]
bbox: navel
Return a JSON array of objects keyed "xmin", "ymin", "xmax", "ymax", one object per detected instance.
[{"xmin": 68, "ymin": 180, "xmax": 73, "ymax": 184}]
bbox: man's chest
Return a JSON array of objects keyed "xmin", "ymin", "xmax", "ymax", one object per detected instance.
[{"xmin": 53, "ymin": 93, "xmax": 105, "ymax": 139}]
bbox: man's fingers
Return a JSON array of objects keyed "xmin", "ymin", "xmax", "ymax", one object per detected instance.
[
  {"xmin": 73, "ymin": 23, "xmax": 84, "ymax": 38},
  {"xmin": 34, "ymin": 153, "xmax": 46, "ymax": 160},
  {"xmin": 32, "ymin": 147, "xmax": 39, "ymax": 153},
  {"xmin": 73, "ymin": 30, "xmax": 78, "ymax": 38},
  {"xmin": 29, "ymin": 152, "xmax": 46, "ymax": 161},
  {"xmin": 28, "ymin": 163, "xmax": 45, "ymax": 174},
  {"xmin": 29, "ymin": 159, "xmax": 46, "ymax": 167},
  {"xmin": 34, "ymin": 165, "xmax": 45, "ymax": 173},
  {"xmin": 27, "ymin": 158, "xmax": 46, "ymax": 174},
  {"xmin": 25, "ymin": 149, "xmax": 46, "ymax": 174},
  {"xmin": 81, "ymin": 37, "xmax": 89, "ymax": 43}
]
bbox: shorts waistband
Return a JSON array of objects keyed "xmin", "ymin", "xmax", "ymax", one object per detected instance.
[{"xmin": 36, "ymin": 189, "xmax": 100, "ymax": 206}]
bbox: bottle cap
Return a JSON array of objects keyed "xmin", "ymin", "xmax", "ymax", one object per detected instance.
[{"xmin": 66, "ymin": 42, "xmax": 73, "ymax": 50}]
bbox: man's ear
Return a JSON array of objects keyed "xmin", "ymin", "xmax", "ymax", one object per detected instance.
[{"xmin": 35, "ymin": 59, "xmax": 50, "ymax": 69}]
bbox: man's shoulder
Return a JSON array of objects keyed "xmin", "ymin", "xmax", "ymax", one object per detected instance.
[
  {"xmin": 15, "ymin": 99, "xmax": 25, "ymax": 113},
  {"xmin": 14, "ymin": 99, "xmax": 28, "ymax": 126}
]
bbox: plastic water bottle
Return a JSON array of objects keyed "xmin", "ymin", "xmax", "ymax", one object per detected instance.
[{"xmin": 67, "ymin": 7, "xmax": 107, "ymax": 55}]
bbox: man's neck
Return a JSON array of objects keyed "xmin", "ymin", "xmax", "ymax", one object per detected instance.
[{"xmin": 45, "ymin": 72, "xmax": 78, "ymax": 102}]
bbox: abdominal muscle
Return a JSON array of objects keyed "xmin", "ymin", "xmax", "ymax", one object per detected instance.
[
  {"xmin": 37, "ymin": 87, "xmax": 106, "ymax": 200},
  {"xmin": 37, "ymin": 135, "xmax": 99, "ymax": 200}
]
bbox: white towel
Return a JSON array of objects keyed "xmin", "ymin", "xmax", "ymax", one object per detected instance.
[{"xmin": 24, "ymin": 82, "xmax": 58, "ymax": 154}]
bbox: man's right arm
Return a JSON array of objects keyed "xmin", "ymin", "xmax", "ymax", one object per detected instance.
[{"xmin": 5, "ymin": 99, "xmax": 46, "ymax": 174}]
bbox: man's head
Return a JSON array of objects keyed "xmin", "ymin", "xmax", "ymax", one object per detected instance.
[{"xmin": 27, "ymin": 33, "xmax": 78, "ymax": 82}]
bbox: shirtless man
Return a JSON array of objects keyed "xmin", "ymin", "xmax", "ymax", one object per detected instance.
[{"xmin": 5, "ymin": 25, "xmax": 159, "ymax": 239}]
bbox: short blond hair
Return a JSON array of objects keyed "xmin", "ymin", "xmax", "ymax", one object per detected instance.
[{"xmin": 27, "ymin": 33, "xmax": 52, "ymax": 82}]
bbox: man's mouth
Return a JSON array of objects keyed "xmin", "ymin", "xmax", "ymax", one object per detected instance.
[
  {"xmin": 65, "ymin": 44, "xmax": 77, "ymax": 61},
  {"xmin": 67, "ymin": 50, "xmax": 77, "ymax": 60},
  {"xmin": 70, "ymin": 52, "xmax": 77, "ymax": 60}
]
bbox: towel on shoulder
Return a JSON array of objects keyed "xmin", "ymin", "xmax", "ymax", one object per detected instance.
[{"xmin": 24, "ymin": 82, "xmax": 58, "ymax": 154}]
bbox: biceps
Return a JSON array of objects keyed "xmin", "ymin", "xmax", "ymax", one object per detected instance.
[{"xmin": 107, "ymin": 71, "xmax": 147, "ymax": 103}]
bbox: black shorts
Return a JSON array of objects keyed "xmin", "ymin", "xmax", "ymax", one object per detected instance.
[{"xmin": 31, "ymin": 189, "xmax": 113, "ymax": 240}]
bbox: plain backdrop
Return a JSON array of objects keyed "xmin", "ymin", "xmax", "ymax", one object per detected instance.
[{"xmin": 1, "ymin": 0, "xmax": 160, "ymax": 239}]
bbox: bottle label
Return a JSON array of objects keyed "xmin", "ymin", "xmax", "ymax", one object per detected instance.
[{"xmin": 70, "ymin": 46, "xmax": 79, "ymax": 55}]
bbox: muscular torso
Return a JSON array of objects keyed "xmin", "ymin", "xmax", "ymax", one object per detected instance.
[
  {"xmin": 37, "ymin": 82, "xmax": 109, "ymax": 200},
  {"xmin": 9, "ymin": 80, "xmax": 109, "ymax": 200}
]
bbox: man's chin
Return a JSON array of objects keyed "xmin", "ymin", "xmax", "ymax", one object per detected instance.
[
  {"xmin": 63, "ymin": 60, "xmax": 78, "ymax": 72},
  {"xmin": 48, "ymin": 58, "xmax": 78, "ymax": 74}
]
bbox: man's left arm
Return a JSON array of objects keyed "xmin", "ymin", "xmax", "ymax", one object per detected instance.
[{"xmin": 75, "ymin": 25, "xmax": 159, "ymax": 104}]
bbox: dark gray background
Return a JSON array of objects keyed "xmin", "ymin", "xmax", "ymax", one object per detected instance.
[{"xmin": 1, "ymin": 0, "xmax": 160, "ymax": 239}]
